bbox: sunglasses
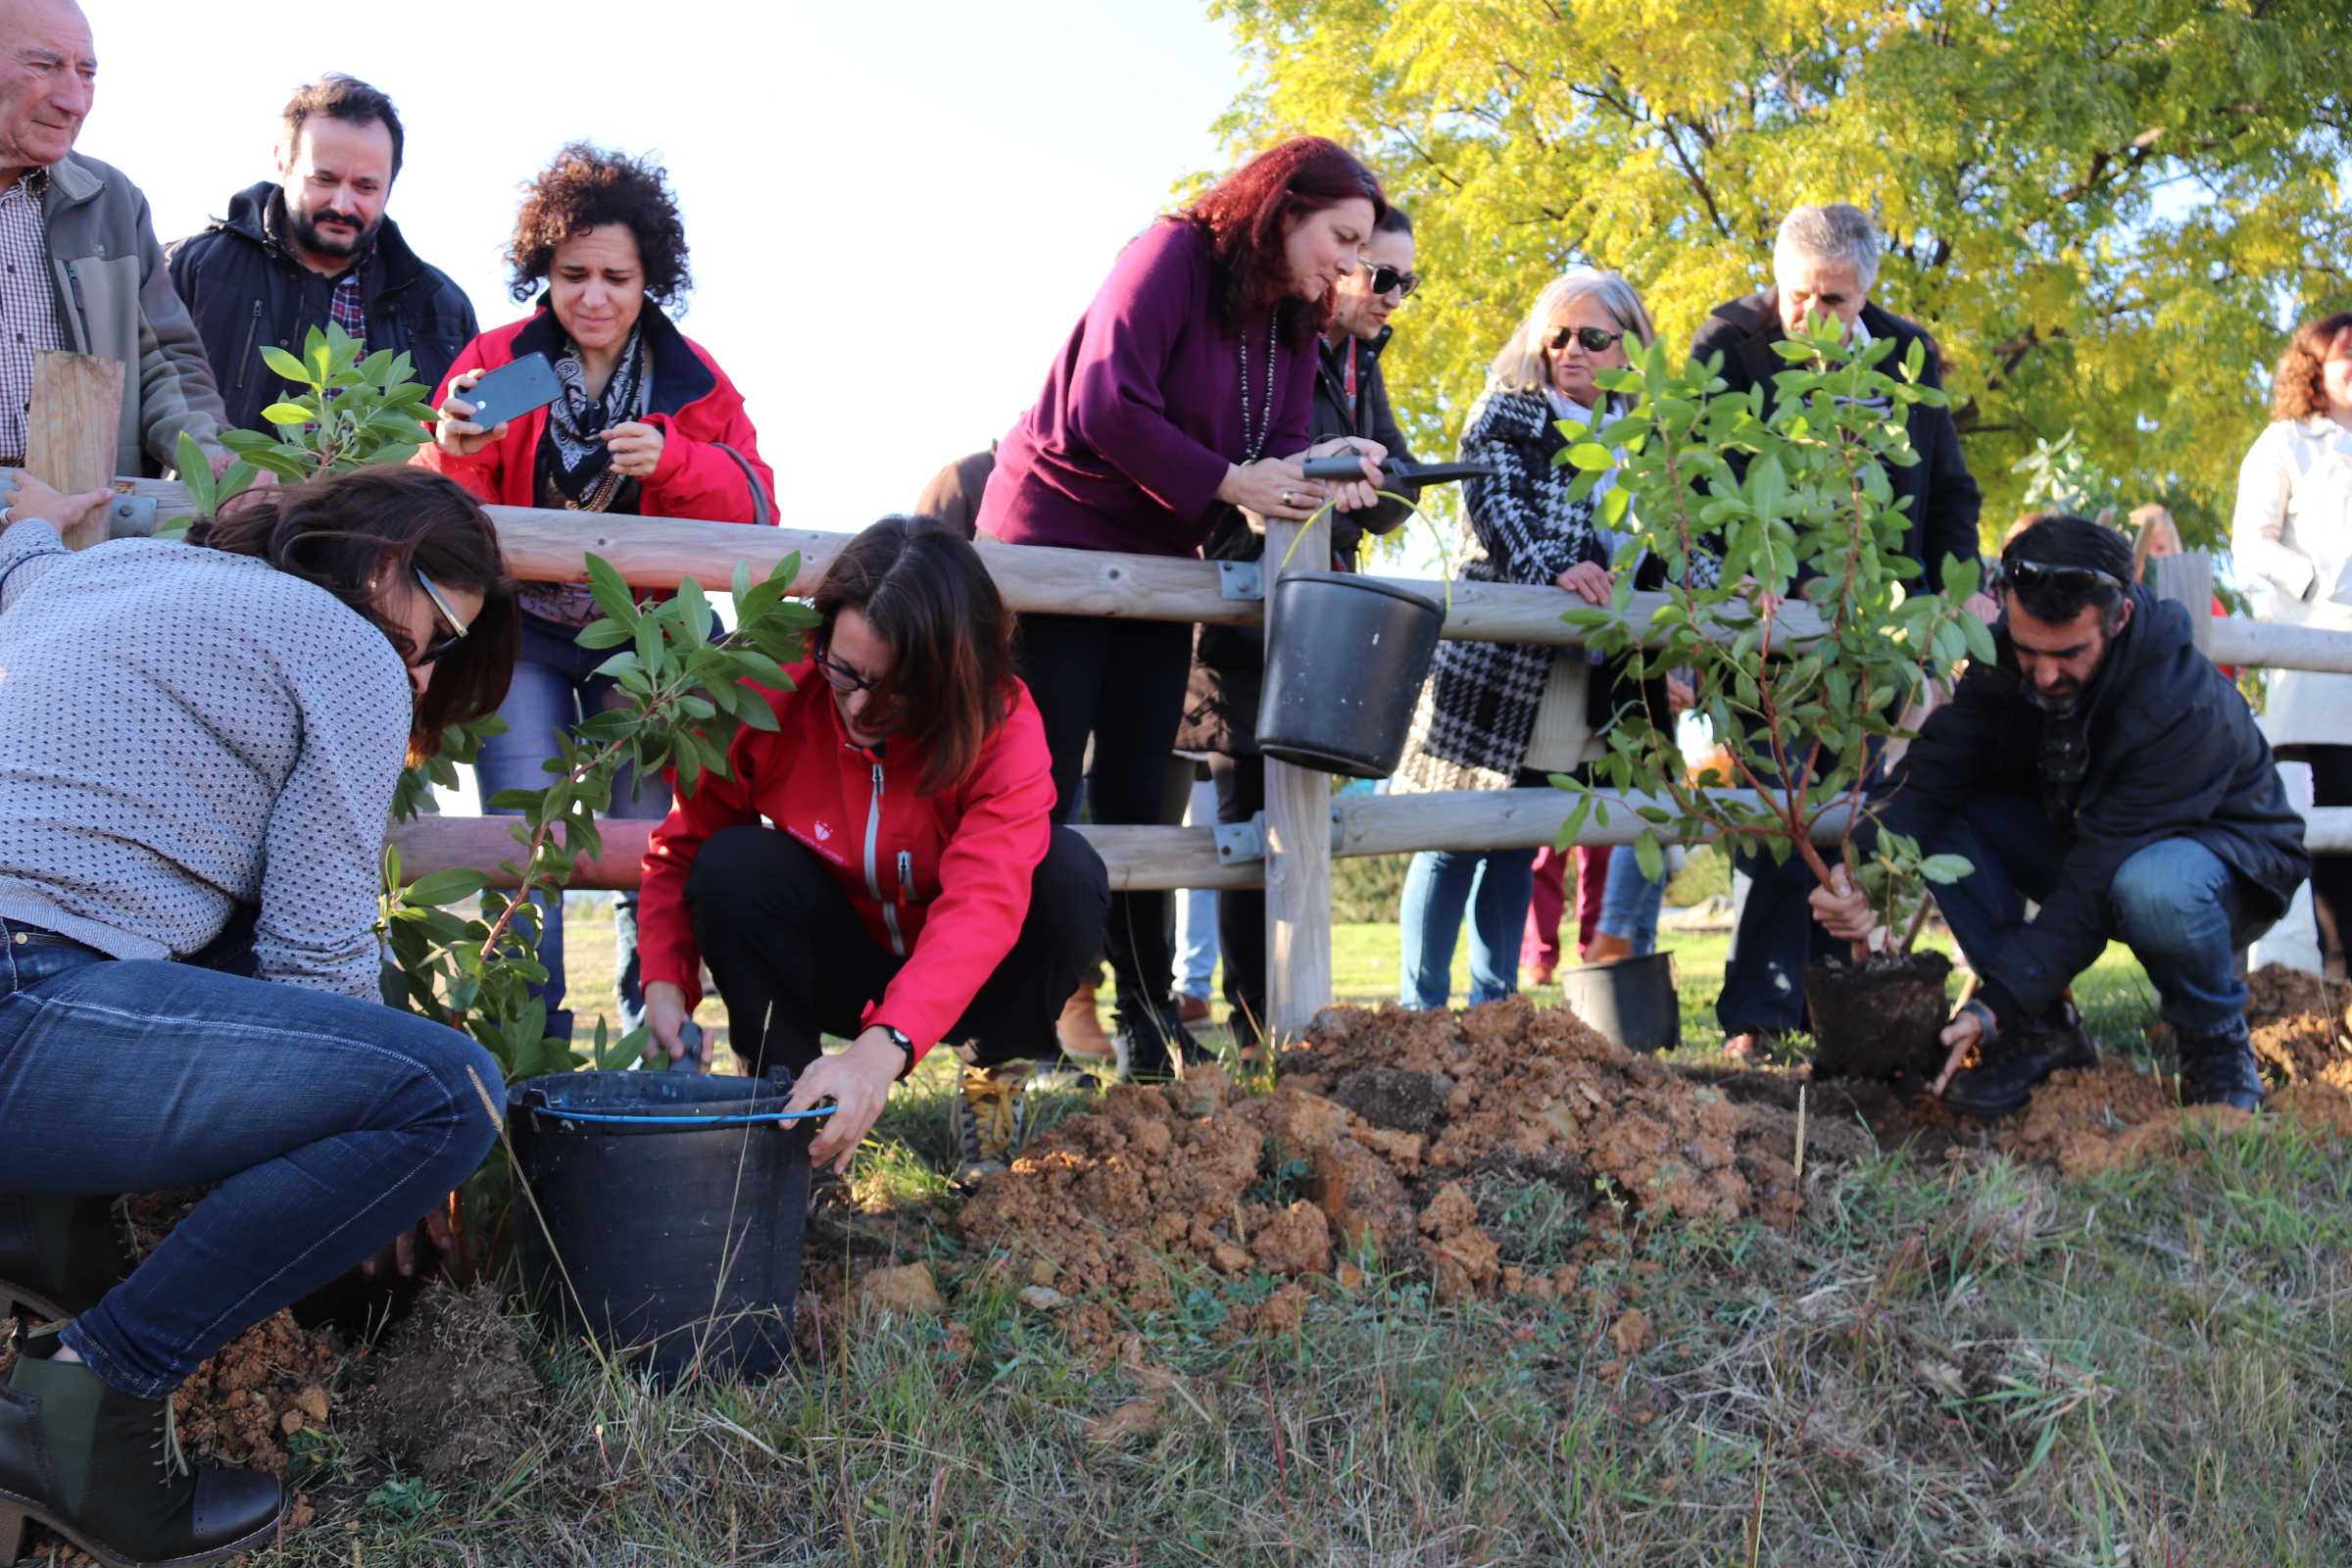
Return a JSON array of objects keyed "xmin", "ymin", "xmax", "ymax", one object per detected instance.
[
  {"xmin": 1359, "ymin": 261, "xmax": 1421, "ymax": 299},
  {"xmin": 1548, "ymin": 324, "xmax": 1627, "ymax": 355},
  {"xmin": 413, "ymin": 568, "xmax": 470, "ymax": 665},
  {"xmin": 1992, "ymin": 558, "xmax": 2125, "ymax": 595}
]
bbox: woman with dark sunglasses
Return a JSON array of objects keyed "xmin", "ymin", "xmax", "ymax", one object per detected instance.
[
  {"xmin": 1392, "ymin": 268, "xmax": 1691, "ymax": 1009},
  {"xmin": 637, "ymin": 515, "xmax": 1108, "ymax": 1187},
  {"xmin": 973, "ymin": 135, "xmax": 1394, "ymax": 1076},
  {"xmin": 0, "ymin": 465, "xmax": 519, "ymax": 1568}
]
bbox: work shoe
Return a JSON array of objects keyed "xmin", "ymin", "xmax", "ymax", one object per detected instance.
[
  {"xmin": 2177, "ymin": 1018, "xmax": 2266, "ymax": 1113},
  {"xmin": 0, "ymin": 1196, "xmax": 137, "ymax": 1323},
  {"xmin": 1055, "ymin": 984, "xmax": 1115, "ymax": 1063},
  {"xmin": 0, "ymin": 1328, "xmax": 285, "ymax": 1568},
  {"xmin": 952, "ymin": 1060, "xmax": 1036, "ymax": 1186},
  {"xmin": 1112, "ymin": 1003, "xmax": 1215, "ymax": 1082},
  {"xmin": 1942, "ymin": 1000, "xmax": 2098, "ymax": 1119}
]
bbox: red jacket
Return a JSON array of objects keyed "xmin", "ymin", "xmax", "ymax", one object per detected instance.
[
  {"xmin": 638, "ymin": 663, "xmax": 1057, "ymax": 1061},
  {"xmin": 414, "ymin": 305, "xmax": 776, "ymax": 525}
]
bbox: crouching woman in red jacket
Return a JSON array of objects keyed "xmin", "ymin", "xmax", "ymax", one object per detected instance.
[{"xmin": 636, "ymin": 515, "xmax": 1109, "ymax": 1184}]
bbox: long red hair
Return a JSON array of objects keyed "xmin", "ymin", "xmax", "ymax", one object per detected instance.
[{"xmin": 1181, "ymin": 135, "xmax": 1387, "ymax": 342}]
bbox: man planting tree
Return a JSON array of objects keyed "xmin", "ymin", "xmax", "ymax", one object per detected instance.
[{"xmin": 1808, "ymin": 514, "xmax": 2307, "ymax": 1116}]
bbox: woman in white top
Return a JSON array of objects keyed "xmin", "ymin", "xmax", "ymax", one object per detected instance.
[{"xmin": 2232, "ymin": 310, "xmax": 2352, "ymax": 975}]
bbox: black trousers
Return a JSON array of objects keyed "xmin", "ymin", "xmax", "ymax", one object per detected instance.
[
  {"xmin": 1209, "ymin": 752, "xmax": 1268, "ymax": 1038},
  {"xmin": 2303, "ymin": 746, "xmax": 2352, "ymax": 979},
  {"xmin": 1012, "ymin": 612, "xmax": 1195, "ymax": 1023},
  {"xmin": 683, "ymin": 822, "xmax": 1109, "ymax": 1078}
]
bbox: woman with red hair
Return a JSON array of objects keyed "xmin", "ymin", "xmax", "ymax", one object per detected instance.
[{"xmin": 975, "ymin": 135, "xmax": 1392, "ymax": 1077}]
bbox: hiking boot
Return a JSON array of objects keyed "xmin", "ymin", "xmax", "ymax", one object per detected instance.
[
  {"xmin": 2177, "ymin": 1018, "xmax": 2266, "ymax": 1112},
  {"xmin": 1055, "ymin": 984, "xmax": 1115, "ymax": 1063},
  {"xmin": 0, "ymin": 1328, "xmax": 285, "ymax": 1568},
  {"xmin": 1112, "ymin": 1003, "xmax": 1214, "ymax": 1082},
  {"xmin": 0, "ymin": 1196, "xmax": 136, "ymax": 1323},
  {"xmin": 952, "ymin": 1060, "xmax": 1035, "ymax": 1186},
  {"xmin": 1942, "ymin": 1000, "xmax": 2098, "ymax": 1119}
]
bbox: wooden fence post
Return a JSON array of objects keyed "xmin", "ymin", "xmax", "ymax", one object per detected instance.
[
  {"xmin": 27, "ymin": 351, "xmax": 123, "ymax": 551},
  {"xmin": 2148, "ymin": 551, "xmax": 2214, "ymax": 657},
  {"xmin": 1260, "ymin": 507, "xmax": 1334, "ymax": 1042}
]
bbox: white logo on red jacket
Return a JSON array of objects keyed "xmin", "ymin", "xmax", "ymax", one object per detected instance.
[
  {"xmin": 795, "ymin": 818, "xmax": 845, "ymax": 865},
  {"xmin": 812, "ymin": 820, "xmax": 833, "ymax": 841}
]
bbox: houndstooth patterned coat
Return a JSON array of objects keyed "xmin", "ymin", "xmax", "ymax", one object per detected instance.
[{"xmin": 1396, "ymin": 388, "xmax": 1704, "ymax": 793}]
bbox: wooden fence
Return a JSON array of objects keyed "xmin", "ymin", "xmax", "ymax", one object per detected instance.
[{"xmin": 113, "ymin": 479, "xmax": 2352, "ymax": 1037}]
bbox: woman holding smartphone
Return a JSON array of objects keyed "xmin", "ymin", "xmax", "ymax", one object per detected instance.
[
  {"xmin": 973, "ymin": 134, "xmax": 1391, "ymax": 1077},
  {"xmin": 418, "ymin": 142, "xmax": 774, "ymax": 1042}
]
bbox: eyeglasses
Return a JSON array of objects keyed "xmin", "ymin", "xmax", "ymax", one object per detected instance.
[
  {"xmin": 1992, "ymin": 558, "xmax": 2126, "ymax": 596},
  {"xmin": 413, "ymin": 568, "xmax": 470, "ymax": 665},
  {"xmin": 812, "ymin": 643, "xmax": 906, "ymax": 708},
  {"xmin": 1359, "ymin": 261, "xmax": 1421, "ymax": 299},
  {"xmin": 1548, "ymin": 325, "xmax": 1627, "ymax": 355}
]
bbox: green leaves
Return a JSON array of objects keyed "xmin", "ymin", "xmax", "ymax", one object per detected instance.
[{"xmin": 214, "ymin": 323, "xmax": 435, "ymax": 489}]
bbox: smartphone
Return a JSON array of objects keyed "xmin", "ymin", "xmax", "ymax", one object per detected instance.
[
  {"xmin": 457, "ymin": 352, "xmax": 561, "ymax": 432},
  {"xmin": 674, "ymin": 1019, "xmax": 706, "ymax": 1074}
]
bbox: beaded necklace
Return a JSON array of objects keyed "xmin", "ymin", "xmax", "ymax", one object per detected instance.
[{"xmin": 1237, "ymin": 310, "xmax": 1280, "ymax": 462}]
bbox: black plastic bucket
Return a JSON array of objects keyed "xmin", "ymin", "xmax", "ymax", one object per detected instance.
[
  {"xmin": 506, "ymin": 1069, "xmax": 821, "ymax": 1384},
  {"xmin": 1557, "ymin": 951, "xmax": 1681, "ymax": 1054},
  {"xmin": 1256, "ymin": 571, "xmax": 1445, "ymax": 778}
]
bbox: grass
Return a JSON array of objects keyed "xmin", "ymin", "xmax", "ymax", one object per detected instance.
[{"xmin": 271, "ymin": 903, "xmax": 2351, "ymax": 1564}]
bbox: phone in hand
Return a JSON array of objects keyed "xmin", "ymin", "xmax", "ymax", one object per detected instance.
[{"xmin": 455, "ymin": 352, "xmax": 561, "ymax": 433}]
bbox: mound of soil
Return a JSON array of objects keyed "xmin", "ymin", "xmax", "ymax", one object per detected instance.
[
  {"xmin": 166, "ymin": 1309, "xmax": 341, "ymax": 1472},
  {"xmin": 959, "ymin": 997, "xmax": 1889, "ymax": 1308},
  {"xmin": 348, "ymin": 1284, "xmax": 539, "ymax": 1483},
  {"xmin": 2244, "ymin": 963, "xmax": 2352, "ymax": 1088}
]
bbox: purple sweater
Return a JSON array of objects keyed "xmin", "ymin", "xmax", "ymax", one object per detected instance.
[{"xmin": 976, "ymin": 220, "xmax": 1315, "ymax": 558}]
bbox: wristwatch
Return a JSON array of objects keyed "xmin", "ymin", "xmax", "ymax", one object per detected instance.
[{"xmin": 875, "ymin": 1024, "xmax": 915, "ymax": 1080}]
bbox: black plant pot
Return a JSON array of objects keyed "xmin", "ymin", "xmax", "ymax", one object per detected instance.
[
  {"xmin": 507, "ymin": 1069, "xmax": 817, "ymax": 1385},
  {"xmin": 1256, "ymin": 571, "xmax": 1445, "ymax": 778}
]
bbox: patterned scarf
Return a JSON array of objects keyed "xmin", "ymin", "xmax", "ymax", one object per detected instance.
[{"xmin": 542, "ymin": 322, "xmax": 651, "ymax": 512}]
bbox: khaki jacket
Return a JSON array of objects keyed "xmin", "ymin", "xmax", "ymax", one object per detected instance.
[{"xmin": 41, "ymin": 152, "xmax": 225, "ymax": 476}]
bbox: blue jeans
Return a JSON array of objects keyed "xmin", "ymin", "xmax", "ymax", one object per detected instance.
[
  {"xmin": 1596, "ymin": 846, "xmax": 1665, "ymax": 955},
  {"xmin": 0, "ymin": 927, "xmax": 502, "ymax": 1396},
  {"xmin": 1399, "ymin": 847, "xmax": 1539, "ymax": 1009},
  {"xmin": 1926, "ymin": 793, "xmax": 2271, "ymax": 1037},
  {"xmin": 1174, "ymin": 777, "xmax": 1219, "ymax": 1001},
  {"xmin": 475, "ymin": 612, "xmax": 674, "ymax": 1041}
]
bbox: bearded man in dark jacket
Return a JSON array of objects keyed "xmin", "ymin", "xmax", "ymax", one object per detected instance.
[
  {"xmin": 1178, "ymin": 204, "xmax": 1420, "ymax": 1040},
  {"xmin": 167, "ymin": 75, "xmax": 476, "ymax": 435},
  {"xmin": 1699, "ymin": 203, "xmax": 1988, "ymax": 1056},
  {"xmin": 1811, "ymin": 514, "xmax": 2305, "ymax": 1115}
]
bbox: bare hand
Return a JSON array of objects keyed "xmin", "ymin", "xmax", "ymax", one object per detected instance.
[
  {"xmin": 787, "ymin": 1028, "xmax": 906, "ymax": 1173},
  {"xmin": 361, "ymin": 1202, "xmax": 456, "ymax": 1282},
  {"xmin": 1808, "ymin": 863, "xmax": 1878, "ymax": 943},
  {"xmin": 1929, "ymin": 1004, "xmax": 1986, "ymax": 1099},
  {"xmin": 434, "ymin": 369, "xmax": 511, "ymax": 457},
  {"xmin": 642, "ymin": 980, "xmax": 694, "ymax": 1062},
  {"xmin": 1301, "ymin": 437, "xmax": 1388, "ymax": 514},
  {"xmin": 1666, "ymin": 673, "xmax": 1696, "ymax": 713},
  {"xmin": 601, "ymin": 419, "xmax": 665, "ymax": 480},
  {"xmin": 1218, "ymin": 455, "xmax": 1325, "ymax": 524},
  {"xmin": 0, "ymin": 470, "xmax": 114, "ymax": 540},
  {"xmin": 1962, "ymin": 591, "xmax": 1998, "ymax": 625},
  {"xmin": 1554, "ymin": 561, "xmax": 1614, "ymax": 604}
]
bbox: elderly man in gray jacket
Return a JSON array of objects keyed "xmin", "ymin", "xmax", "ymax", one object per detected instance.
[{"xmin": 0, "ymin": 0, "xmax": 225, "ymax": 479}]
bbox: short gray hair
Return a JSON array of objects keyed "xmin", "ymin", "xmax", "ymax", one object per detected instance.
[
  {"xmin": 1774, "ymin": 204, "xmax": 1881, "ymax": 290},
  {"xmin": 1489, "ymin": 268, "xmax": 1656, "ymax": 398}
]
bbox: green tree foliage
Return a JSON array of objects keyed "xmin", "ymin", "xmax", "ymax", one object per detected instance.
[{"xmin": 1210, "ymin": 0, "xmax": 2352, "ymax": 546}]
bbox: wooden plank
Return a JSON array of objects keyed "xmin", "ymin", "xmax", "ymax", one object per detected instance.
[
  {"xmin": 1262, "ymin": 508, "xmax": 1335, "ymax": 1039},
  {"xmin": 2208, "ymin": 616, "xmax": 2352, "ymax": 675},
  {"xmin": 2148, "ymin": 551, "xmax": 2214, "ymax": 656},
  {"xmin": 29, "ymin": 353, "xmax": 124, "ymax": 549}
]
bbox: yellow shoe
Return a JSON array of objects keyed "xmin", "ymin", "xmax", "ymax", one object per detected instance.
[{"xmin": 953, "ymin": 1060, "xmax": 1034, "ymax": 1186}]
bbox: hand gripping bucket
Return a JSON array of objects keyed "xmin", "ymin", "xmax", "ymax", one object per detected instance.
[
  {"xmin": 1255, "ymin": 571, "xmax": 1445, "ymax": 778},
  {"xmin": 506, "ymin": 1069, "xmax": 826, "ymax": 1383}
]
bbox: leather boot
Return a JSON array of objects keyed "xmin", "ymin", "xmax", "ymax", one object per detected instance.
[
  {"xmin": 2177, "ymin": 1018, "xmax": 2266, "ymax": 1112},
  {"xmin": 1942, "ymin": 1000, "xmax": 2098, "ymax": 1118},
  {"xmin": 0, "ymin": 1197, "xmax": 136, "ymax": 1323},
  {"xmin": 1112, "ymin": 1001, "xmax": 1214, "ymax": 1082},
  {"xmin": 0, "ymin": 1329, "xmax": 284, "ymax": 1568}
]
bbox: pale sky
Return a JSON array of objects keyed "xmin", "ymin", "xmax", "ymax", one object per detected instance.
[{"xmin": 81, "ymin": 0, "xmax": 1245, "ymax": 526}]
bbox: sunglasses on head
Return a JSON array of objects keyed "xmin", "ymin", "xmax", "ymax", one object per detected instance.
[
  {"xmin": 413, "ymin": 568, "xmax": 470, "ymax": 665},
  {"xmin": 1992, "ymin": 558, "xmax": 2126, "ymax": 595},
  {"xmin": 1548, "ymin": 324, "xmax": 1627, "ymax": 354},
  {"xmin": 1359, "ymin": 261, "xmax": 1421, "ymax": 299}
]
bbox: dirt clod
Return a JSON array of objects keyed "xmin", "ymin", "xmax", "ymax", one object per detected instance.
[
  {"xmin": 858, "ymin": 1262, "xmax": 946, "ymax": 1317},
  {"xmin": 169, "ymin": 1310, "xmax": 341, "ymax": 1473},
  {"xmin": 348, "ymin": 1284, "xmax": 539, "ymax": 1484},
  {"xmin": 2244, "ymin": 963, "xmax": 2352, "ymax": 1089}
]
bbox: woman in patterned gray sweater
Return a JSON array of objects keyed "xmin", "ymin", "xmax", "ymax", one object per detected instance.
[
  {"xmin": 0, "ymin": 466, "xmax": 518, "ymax": 1568},
  {"xmin": 1394, "ymin": 269, "xmax": 1694, "ymax": 1009}
]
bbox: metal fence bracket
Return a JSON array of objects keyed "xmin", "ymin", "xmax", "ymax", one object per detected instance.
[
  {"xmin": 1218, "ymin": 560, "xmax": 1263, "ymax": 602},
  {"xmin": 107, "ymin": 494, "xmax": 157, "ymax": 538},
  {"xmin": 1214, "ymin": 810, "xmax": 1266, "ymax": 864}
]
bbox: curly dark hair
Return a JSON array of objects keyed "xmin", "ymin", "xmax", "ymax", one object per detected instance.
[
  {"xmin": 506, "ymin": 143, "xmax": 692, "ymax": 308},
  {"xmin": 2272, "ymin": 310, "xmax": 2352, "ymax": 422}
]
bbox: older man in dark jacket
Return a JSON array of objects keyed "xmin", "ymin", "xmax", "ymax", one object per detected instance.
[
  {"xmin": 1813, "ymin": 514, "xmax": 2305, "ymax": 1115},
  {"xmin": 168, "ymin": 75, "xmax": 475, "ymax": 435},
  {"xmin": 1703, "ymin": 204, "xmax": 1987, "ymax": 1055},
  {"xmin": 1179, "ymin": 205, "xmax": 1421, "ymax": 1040}
]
